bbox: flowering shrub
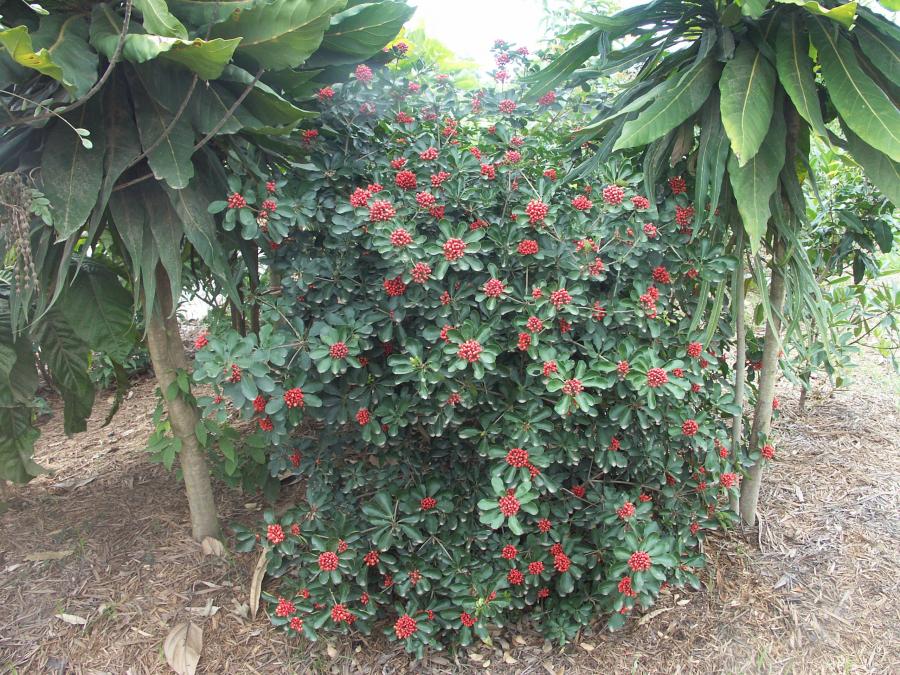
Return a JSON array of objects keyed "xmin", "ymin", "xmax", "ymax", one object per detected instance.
[{"xmin": 196, "ymin": 43, "xmax": 747, "ymax": 656}]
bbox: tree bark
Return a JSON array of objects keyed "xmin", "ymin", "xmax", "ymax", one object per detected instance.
[
  {"xmin": 739, "ymin": 239, "xmax": 786, "ymax": 526},
  {"xmin": 729, "ymin": 258, "xmax": 746, "ymax": 514},
  {"xmin": 145, "ymin": 266, "xmax": 219, "ymax": 540}
]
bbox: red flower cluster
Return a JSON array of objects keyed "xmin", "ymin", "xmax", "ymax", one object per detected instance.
[
  {"xmin": 543, "ymin": 168, "xmax": 557, "ymax": 180},
  {"xmin": 275, "ymin": 597, "xmax": 295, "ymax": 617},
  {"xmin": 420, "ymin": 496, "xmax": 437, "ymax": 510},
  {"xmin": 518, "ymin": 239, "xmax": 539, "ymax": 255},
  {"xmin": 194, "ymin": 332, "xmax": 208, "ymax": 349},
  {"xmin": 675, "ymin": 205, "xmax": 695, "ymax": 229},
  {"xmin": 517, "ymin": 332, "xmax": 531, "ymax": 351},
  {"xmin": 480, "ymin": 163, "xmax": 496, "ymax": 180},
  {"xmin": 498, "ymin": 494, "xmax": 520, "ymax": 517},
  {"xmin": 525, "ymin": 199, "xmax": 549, "ymax": 223},
  {"xmin": 572, "ymin": 485, "xmax": 586, "ymax": 498},
  {"xmin": 631, "ymin": 195, "xmax": 650, "ymax": 210},
  {"xmin": 460, "ymin": 612, "xmax": 475, "ymax": 627},
  {"xmin": 505, "ymin": 149, "xmax": 522, "ymax": 164},
  {"xmin": 506, "ymin": 447, "xmax": 529, "ymax": 468},
  {"xmin": 458, "ymin": 339, "xmax": 482, "ymax": 362},
  {"xmin": 284, "ymin": 387, "xmax": 304, "ymax": 408},
  {"xmin": 501, "ymin": 544, "xmax": 518, "ymax": 560},
  {"xmin": 415, "ymin": 191, "xmax": 436, "ymax": 208},
  {"xmin": 528, "ymin": 560, "xmax": 545, "ymax": 575},
  {"xmin": 526, "ymin": 316, "xmax": 544, "ymax": 333},
  {"xmin": 349, "ymin": 187, "xmax": 370, "ymax": 208},
  {"xmin": 720, "ymin": 472, "xmax": 738, "ymax": 488},
  {"xmin": 571, "ymin": 195, "xmax": 593, "ymax": 211},
  {"xmin": 602, "ymin": 184, "xmax": 625, "ymax": 205},
  {"xmin": 617, "ymin": 360, "xmax": 630, "ymax": 377},
  {"xmin": 383, "ymin": 276, "xmax": 407, "ymax": 297},
  {"xmin": 553, "ymin": 552, "xmax": 571, "ymax": 572},
  {"xmin": 682, "ymin": 419, "xmax": 699, "ymax": 436},
  {"xmin": 562, "ymin": 378, "xmax": 583, "ymax": 396},
  {"xmin": 507, "ymin": 568, "xmax": 524, "ymax": 585},
  {"xmin": 483, "ymin": 278, "xmax": 505, "ymax": 297},
  {"xmin": 267, "ymin": 524, "xmax": 285, "ymax": 544},
  {"xmin": 368, "ymin": 199, "xmax": 396, "ymax": 222},
  {"xmin": 628, "ymin": 550, "xmax": 652, "ymax": 572},
  {"xmin": 356, "ymin": 408, "xmax": 370, "ymax": 426},
  {"xmin": 329, "ymin": 342, "xmax": 349, "ymax": 359},
  {"xmin": 317, "ymin": 86, "xmax": 334, "ymax": 100},
  {"xmin": 394, "ymin": 614, "xmax": 417, "ymax": 639},
  {"xmin": 395, "ymin": 170, "xmax": 417, "ymax": 190},
  {"xmin": 617, "ymin": 502, "xmax": 635, "ymax": 519},
  {"xmin": 411, "ymin": 262, "xmax": 431, "ymax": 283},
  {"xmin": 443, "ymin": 237, "xmax": 466, "ymax": 261},
  {"xmin": 669, "ymin": 176, "xmax": 687, "ymax": 195},
  {"xmin": 259, "ymin": 417, "xmax": 273, "ymax": 431},
  {"xmin": 498, "ymin": 99, "xmax": 517, "ymax": 113},
  {"xmin": 652, "ymin": 265, "xmax": 671, "ymax": 284},
  {"xmin": 363, "ymin": 550, "xmax": 379, "ymax": 567},
  {"xmin": 395, "ymin": 111, "xmax": 413, "ymax": 124},
  {"xmin": 419, "ymin": 147, "xmax": 438, "ymax": 160},
  {"xmin": 390, "ymin": 227, "xmax": 413, "ymax": 247},
  {"xmin": 227, "ymin": 192, "xmax": 246, "ymax": 209},
  {"xmin": 592, "ymin": 302, "xmax": 606, "ymax": 320},
  {"xmin": 331, "ymin": 603, "xmax": 353, "ymax": 623},
  {"xmin": 318, "ymin": 551, "xmax": 339, "ymax": 571},
  {"xmin": 618, "ymin": 576, "xmax": 637, "ymax": 597},
  {"xmin": 647, "ymin": 367, "xmax": 668, "ymax": 388},
  {"xmin": 761, "ymin": 444, "xmax": 775, "ymax": 460},
  {"xmin": 431, "ymin": 170, "xmax": 450, "ymax": 187},
  {"xmin": 542, "ymin": 360, "xmax": 558, "ymax": 376},
  {"xmin": 687, "ymin": 342, "xmax": 702, "ymax": 358},
  {"xmin": 537, "ymin": 518, "xmax": 552, "ymax": 533},
  {"xmin": 549, "ymin": 288, "xmax": 571, "ymax": 308},
  {"xmin": 643, "ymin": 223, "xmax": 658, "ymax": 239},
  {"xmin": 538, "ymin": 91, "xmax": 556, "ymax": 106}
]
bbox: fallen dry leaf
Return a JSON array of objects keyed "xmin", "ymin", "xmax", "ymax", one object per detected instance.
[
  {"xmin": 25, "ymin": 550, "xmax": 73, "ymax": 562},
  {"xmin": 249, "ymin": 549, "xmax": 267, "ymax": 619},
  {"xmin": 579, "ymin": 642, "xmax": 595, "ymax": 652},
  {"xmin": 326, "ymin": 643, "xmax": 338, "ymax": 659},
  {"xmin": 163, "ymin": 622, "xmax": 202, "ymax": 675},
  {"xmin": 200, "ymin": 537, "xmax": 225, "ymax": 557},
  {"xmin": 638, "ymin": 606, "xmax": 673, "ymax": 625},
  {"xmin": 54, "ymin": 613, "xmax": 87, "ymax": 626},
  {"xmin": 503, "ymin": 651, "xmax": 518, "ymax": 664}
]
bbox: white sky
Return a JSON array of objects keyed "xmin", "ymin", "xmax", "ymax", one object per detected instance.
[{"xmin": 407, "ymin": 0, "xmax": 643, "ymax": 70}]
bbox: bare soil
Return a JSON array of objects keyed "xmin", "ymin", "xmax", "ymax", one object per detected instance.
[{"xmin": 1, "ymin": 356, "xmax": 898, "ymax": 674}]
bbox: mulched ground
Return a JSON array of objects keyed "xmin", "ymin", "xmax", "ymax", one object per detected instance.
[{"xmin": 1, "ymin": 355, "xmax": 898, "ymax": 674}]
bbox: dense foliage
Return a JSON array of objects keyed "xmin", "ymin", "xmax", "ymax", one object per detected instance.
[{"xmin": 194, "ymin": 48, "xmax": 752, "ymax": 654}]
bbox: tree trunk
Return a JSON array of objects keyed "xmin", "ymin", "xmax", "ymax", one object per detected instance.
[
  {"xmin": 729, "ymin": 259, "xmax": 746, "ymax": 514},
  {"xmin": 145, "ymin": 266, "xmax": 219, "ymax": 540},
  {"xmin": 798, "ymin": 369, "xmax": 810, "ymax": 415},
  {"xmin": 739, "ymin": 239, "xmax": 786, "ymax": 526}
]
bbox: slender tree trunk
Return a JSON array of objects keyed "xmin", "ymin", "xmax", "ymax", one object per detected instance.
[
  {"xmin": 729, "ymin": 259, "xmax": 746, "ymax": 514},
  {"xmin": 739, "ymin": 239, "xmax": 786, "ymax": 526},
  {"xmin": 145, "ymin": 266, "xmax": 219, "ymax": 540}
]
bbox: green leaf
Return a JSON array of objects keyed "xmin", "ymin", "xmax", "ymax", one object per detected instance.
[
  {"xmin": 843, "ymin": 123, "xmax": 900, "ymax": 206},
  {"xmin": 31, "ymin": 15, "xmax": 99, "ymax": 98},
  {"xmin": 130, "ymin": 71, "xmax": 195, "ymax": 189},
  {"xmin": 729, "ymin": 100, "xmax": 786, "ymax": 253},
  {"xmin": 613, "ymin": 56, "xmax": 720, "ymax": 152},
  {"xmin": 740, "ymin": 0, "xmax": 768, "ymax": 19},
  {"xmin": 776, "ymin": 0, "xmax": 857, "ymax": 28},
  {"xmin": 854, "ymin": 19, "xmax": 899, "ymax": 84},
  {"xmin": 810, "ymin": 17, "xmax": 900, "ymax": 162},
  {"xmin": 168, "ymin": 0, "xmax": 256, "ymax": 25},
  {"xmin": 34, "ymin": 308, "xmax": 95, "ymax": 435},
  {"xmin": 775, "ymin": 16, "xmax": 829, "ymax": 140},
  {"xmin": 720, "ymin": 42, "xmax": 776, "ymax": 166},
  {"xmin": 41, "ymin": 106, "xmax": 105, "ymax": 238},
  {"xmin": 60, "ymin": 267, "xmax": 136, "ymax": 362},
  {"xmin": 0, "ymin": 302, "xmax": 38, "ymax": 405},
  {"xmin": 694, "ymin": 93, "xmax": 731, "ymax": 221},
  {"xmin": 219, "ymin": 65, "xmax": 317, "ymax": 133},
  {"xmin": 525, "ymin": 28, "xmax": 602, "ymax": 98},
  {"xmin": 211, "ymin": 0, "xmax": 344, "ymax": 70},
  {"xmin": 0, "ymin": 25, "xmax": 63, "ymax": 82},
  {"xmin": 90, "ymin": 3, "xmax": 241, "ymax": 80},
  {"xmin": 312, "ymin": 1, "xmax": 414, "ymax": 63},
  {"xmin": 134, "ymin": 0, "xmax": 188, "ymax": 39},
  {"xmin": 0, "ymin": 407, "xmax": 42, "ymax": 483}
]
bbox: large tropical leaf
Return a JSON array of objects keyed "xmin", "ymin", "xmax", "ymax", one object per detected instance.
[
  {"xmin": 0, "ymin": 25, "xmax": 64, "ymax": 83},
  {"xmin": 59, "ymin": 267, "xmax": 136, "ymax": 362},
  {"xmin": 843, "ymin": 123, "xmax": 900, "ymax": 206},
  {"xmin": 0, "ymin": 301, "xmax": 38, "ymax": 406},
  {"xmin": 694, "ymin": 94, "xmax": 730, "ymax": 222},
  {"xmin": 41, "ymin": 106, "xmax": 105, "ymax": 238},
  {"xmin": 613, "ymin": 56, "xmax": 720, "ymax": 152},
  {"xmin": 810, "ymin": 17, "xmax": 900, "ymax": 162},
  {"xmin": 130, "ymin": 72, "xmax": 196, "ymax": 189},
  {"xmin": 776, "ymin": 0, "xmax": 857, "ymax": 27},
  {"xmin": 525, "ymin": 29, "xmax": 602, "ymax": 98},
  {"xmin": 720, "ymin": 41, "xmax": 776, "ymax": 166},
  {"xmin": 31, "ymin": 15, "xmax": 99, "ymax": 98},
  {"xmin": 854, "ymin": 15, "xmax": 899, "ymax": 84},
  {"xmin": 90, "ymin": 3, "xmax": 241, "ymax": 80},
  {"xmin": 219, "ymin": 65, "xmax": 317, "ymax": 132},
  {"xmin": 211, "ymin": 0, "xmax": 344, "ymax": 70},
  {"xmin": 0, "ymin": 407, "xmax": 41, "ymax": 483},
  {"xmin": 34, "ymin": 308, "xmax": 95, "ymax": 435},
  {"xmin": 134, "ymin": 0, "xmax": 189, "ymax": 39},
  {"xmin": 168, "ymin": 0, "xmax": 256, "ymax": 26},
  {"xmin": 309, "ymin": 1, "xmax": 415, "ymax": 65},
  {"xmin": 775, "ymin": 16, "xmax": 828, "ymax": 140},
  {"xmin": 729, "ymin": 99, "xmax": 787, "ymax": 253}
]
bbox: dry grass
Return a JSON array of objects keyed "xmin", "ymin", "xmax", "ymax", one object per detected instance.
[{"xmin": 1, "ymin": 355, "xmax": 898, "ymax": 674}]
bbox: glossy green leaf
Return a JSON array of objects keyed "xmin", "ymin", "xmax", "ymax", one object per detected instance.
[
  {"xmin": 0, "ymin": 302, "xmax": 38, "ymax": 406},
  {"xmin": 131, "ymin": 73, "xmax": 195, "ymax": 189},
  {"xmin": 694, "ymin": 93, "xmax": 730, "ymax": 221},
  {"xmin": 31, "ymin": 15, "xmax": 99, "ymax": 97},
  {"xmin": 41, "ymin": 107, "xmax": 105, "ymax": 238},
  {"xmin": 810, "ymin": 17, "xmax": 900, "ymax": 162},
  {"xmin": 315, "ymin": 1, "xmax": 414, "ymax": 62},
  {"xmin": 776, "ymin": 0, "xmax": 857, "ymax": 27},
  {"xmin": 219, "ymin": 65, "xmax": 317, "ymax": 133},
  {"xmin": 211, "ymin": 0, "xmax": 344, "ymax": 70},
  {"xmin": 854, "ymin": 19, "xmax": 899, "ymax": 84},
  {"xmin": 60, "ymin": 267, "xmax": 136, "ymax": 362},
  {"xmin": 613, "ymin": 56, "xmax": 720, "ymax": 152},
  {"xmin": 0, "ymin": 25, "xmax": 63, "ymax": 82},
  {"xmin": 90, "ymin": 3, "xmax": 241, "ymax": 80},
  {"xmin": 729, "ymin": 100, "xmax": 786, "ymax": 253},
  {"xmin": 525, "ymin": 28, "xmax": 601, "ymax": 98},
  {"xmin": 720, "ymin": 42, "xmax": 776, "ymax": 166},
  {"xmin": 0, "ymin": 407, "xmax": 42, "ymax": 483},
  {"xmin": 775, "ymin": 16, "xmax": 828, "ymax": 139},
  {"xmin": 134, "ymin": 0, "xmax": 188, "ymax": 39},
  {"xmin": 740, "ymin": 0, "xmax": 768, "ymax": 19},
  {"xmin": 843, "ymin": 123, "xmax": 900, "ymax": 205},
  {"xmin": 168, "ymin": 0, "xmax": 256, "ymax": 25}
]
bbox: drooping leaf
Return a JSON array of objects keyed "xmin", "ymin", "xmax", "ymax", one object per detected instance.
[
  {"xmin": 59, "ymin": 267, "xmax": 136, "ymax": 362},
  {"xmin": 775, "ymin": 16, "xmax": 828, "ymax": 140},
  {"xmin": 843, "ymin": 123, "xmax": 900, "ymax": 205},
  {"xmin": 613, "ymin": 56, "xmax": 720, "ymax": 152},
  {"xmin": 729, "ymin": 98, "xmax": 787, "ymax": 253},
  {"xmin": 694, "ymin": 93, "xmax": 731, "ymax": 222},
  {"xmin": 776, "ymin": 0, "xmax": 857, "ymax": 28},
  {"xmin": 0, "ymin": 301, "xmax": 38, "ymax": 405},
  {"xmin": 134, "ymin": 0, "xmax": 189, "ymax": 39},
  {"xmin": 525, "ymin": 28, "xmax": 602, "ymax": 99},
  {"xmin": 34, "ymin": 308, "xmax": 95, "ymax": 435},
  {"xmin": 90, "ymin": 3, "xmax": 241, "ymax": 80},
  {"xmin": 720, "ymin": 41, "xmax": 776, "ymax": 166},
  {"xmin": 219, "ymin": 65, "xmax": 318, "ymax": 133},
  {"xmin": 31, "ymin": 15, "xmax": 99, "ymax": 97},
  {"xmin": 0, "ymin": 25, "xmax": 63, "ymax": 82},
  {"xmin": 740, "ymin": 0, "xmax": 768, "ymax": 19},
  {"xmin": 308, "ymin": 1, "xmax": 415, "ymax": 65},
  {"xmin": 41, "ymin": 107, "xmax": 105, "ymax": 238},
  {"xmin": 168, "ymin": 0, "xmax": 256, "ymax": 26},
  {"xmin": 854, "ymin": 18, "xmax": 899, "ymax": 84},
  {"xmin": 211, "ymin": 0, "xmax": 344, "ymax": 70},
  {"xmin": 109, "ymin": 183, "xmax": 160, "ymax": 312},
  {"xmin": 810, "ymin": 17, "xmax": 900, "ymax": 162},
  {"xmin": 0, "ymin": 407, "xmax": 42, "ymax": 483},
  {"xmin": 130, "ymin": 72, "xmax": 195, "ymax": 189}
]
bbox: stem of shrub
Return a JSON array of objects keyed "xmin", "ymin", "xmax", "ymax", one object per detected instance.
[
  {"xmin": 729, "ymin": 257, "xmax": 746, "ymax": 514},
  {"xmin": 739, "ymin": 238, "xmax": 786, "ymax": 527},
  {"xmin": 145, "ymin": 266, "xmax": 219, "ymax": 541}
]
